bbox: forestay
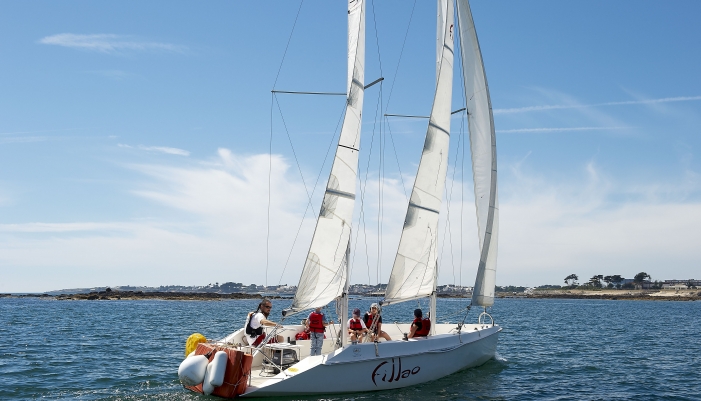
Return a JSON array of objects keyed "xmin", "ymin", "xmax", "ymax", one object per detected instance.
[
  {"xmin": 383, "ymin": 0, "xmax": 454, "ymax": 306},
  {"xmin": 285, "ymin": 0, "xmax": 365, "ymax": 315},
  {"xmin": 456, "ymin": 0, "xmax": 499, "ymax": 307}
]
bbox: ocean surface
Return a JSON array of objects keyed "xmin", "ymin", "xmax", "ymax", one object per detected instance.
[{"xmin": 1, "ymin": 297, "xmax": 699, "ymax": 400}]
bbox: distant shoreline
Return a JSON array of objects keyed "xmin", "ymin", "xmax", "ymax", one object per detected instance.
[{"xmin": 2, "ymin": 289, "xmax": 699, "ymax": 301}]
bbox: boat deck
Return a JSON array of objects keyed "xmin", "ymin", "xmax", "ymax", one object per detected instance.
[{"xmin": 233, "ymin": 322, "xmax": 496, "ymax": 390}]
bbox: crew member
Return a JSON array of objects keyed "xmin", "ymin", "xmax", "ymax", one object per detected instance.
[
  {"xmin": 364, "ymin": 303, "xmax": 391, "ymax": 342},
  {"xmin": 347, "ymin": 308, "xmax": 368, "ymax": 343},
  {"xmin": 408, "ymin": 308, "xmax": 431, "ymax": 338},
  {"xmin": 306, "ymin": 306, "xmax": 328, "ymax": 356},
  {"xmin": 244, "ymin": 299, "xmax": 284, "ymax": 347}
]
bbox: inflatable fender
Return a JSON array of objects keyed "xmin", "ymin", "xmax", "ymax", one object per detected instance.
[
  {"xmin": 185, "ymin": 333, "xmax": 207, "ymax": 356},
  {"xmin": 202, "ymin": 363, "xmax": 215, "ymax": 395},
  {"xmin": 207, "ymin": 351, "xmax": 228, "ymax": 387},
  {"xmin": 178, "ymin": 355, "xmax": 208, "ymax": 386}
]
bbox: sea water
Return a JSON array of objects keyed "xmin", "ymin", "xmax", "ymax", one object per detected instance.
[{"xmin": 1, "ymin": 297, "xmax": 699, "ymax": 400}]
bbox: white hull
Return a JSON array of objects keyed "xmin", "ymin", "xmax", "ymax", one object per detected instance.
[{"xmin": 217, "ymin": 323, "xmax": 499, "ymax": 397}]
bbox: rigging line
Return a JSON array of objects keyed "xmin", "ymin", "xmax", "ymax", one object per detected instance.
[
  {"xmin": 277, "ymin": 100, "xmax": 348, "ymax": 286},
  {"xmin": 370, "ymin": 0, "xmax": 384, "ymax": 76},
  {"xmin": 268, "ymin": 0, "xmax": 304, "ymax": 289},
  {"xmin": 383, "ymin": 0, "xmax": 417, "ymax": 111},
  {"xmin": 272, "ymin": 0, "xmax": 305, "ymax": 90},
  {"xmin": 273, "ymin": 94, "xmax": 314, "ymax": 207},
  {"xmin": 377, "ymin": 86, "xmax": 385, "ymax": 286},
  {"xmin": 267, "ymin": 93, "xmax": 274, "ymax": 288},
  {"xmin": 460, "ymin": 114, "xmax": 466, "ymax": 289},
  {"xmin": 357, "ymin": 84, "xmax": 382, "ymax": 285},
  {"xmin": 348, "ymin": 105, "xmax": 381, "ymax": 286},
  {"xmin": 441, "ymin": 114, "xmax": 460, "ymax": 285},
  {"xmin": 455, "ymin": 4, "xmax": 468, "ymax": 293},
  {"xmin": 384, "ymin": 117, "xmax": 408, "ymax": 201}
]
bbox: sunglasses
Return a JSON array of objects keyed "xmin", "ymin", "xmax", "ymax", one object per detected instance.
[{"xmin": 263, "ymin": 305, "xmax": 272, "ymax": 309}]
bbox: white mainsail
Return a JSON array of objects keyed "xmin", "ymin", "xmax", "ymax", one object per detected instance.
[
  {"xmin": 285, "ymin": 0, "xmax": 365, "ymax": 315},
  {"xmin": 383, "ymin": 0, "xmax": 454, "ymax": 306},
  {"xmin": 456, "ymin": 0, "xmax": 499, "ymax": 307}
]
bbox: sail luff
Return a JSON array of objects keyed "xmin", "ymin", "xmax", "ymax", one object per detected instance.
[
  {"xmin": 383, "ymin": 0, "xmax": 454, "ymax": 306},
  {"xmin": 456, "ymin": 0, "xmax": 499, "ymax": 307},
  {"xmin": 285, "ymin": 0, "xmax": 365, "ymax": 316}
]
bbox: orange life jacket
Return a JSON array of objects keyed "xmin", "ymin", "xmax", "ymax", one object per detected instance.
[
  {"xmin": 348, "ymin": 318, "xmax": 363, "ymax": 331},
  {"xmin": 308, "ymin": 312, "xmax": 325, "ymax": 333},
  {"xmin": 413, "ymin": 317, "xmax": 431, "ymax": 336}
]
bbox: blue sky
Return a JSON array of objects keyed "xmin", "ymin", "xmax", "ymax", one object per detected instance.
[{"xmin": 1, "ymin": 1, "xmax": 700, "ymax": 293}]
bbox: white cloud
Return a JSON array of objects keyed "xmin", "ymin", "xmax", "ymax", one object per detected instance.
[
  {"xmin": 118, "ymin": 143, "xmax": 190, "ymax": 156},
  {"xmin": 2, "ymin": 149, "xmax": 700, "ymax": 292},
  {"xmin": 494, "ymin": 95, "xmax": 701, "ymax": 115},
  {"xmin": 38, "ymin": 33, "xmax": 186, "ymax": 54},
  {"xmin": 497, "ymin": 127, "xmax": 628, "ymax": 134}
]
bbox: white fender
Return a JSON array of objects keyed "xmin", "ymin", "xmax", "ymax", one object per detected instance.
[
  {"xmin": 202, "ymin": 363, "xmax": 215, "ymax": 395},
  {"xmin": 177, "ymin": 355, "xmax": 208, "ymax": 386},
  {"xmin": 207, "ymin": 351, "xmax": 228, "ymax": 387}
]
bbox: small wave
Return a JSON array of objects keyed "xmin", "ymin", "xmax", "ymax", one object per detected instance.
[{"xmin": 494, "ymin": 352, "xmax": 508, "ymax": 363}]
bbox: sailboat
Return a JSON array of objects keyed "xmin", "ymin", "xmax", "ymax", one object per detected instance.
[{"xmin": 179, "ymin": 0, "xmax": 500, "ymax": 397}]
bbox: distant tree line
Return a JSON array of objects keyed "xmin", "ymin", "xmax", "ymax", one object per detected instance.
[{"xmin": 563, "ymin": 272, "xmax": 661, "ymax": 290}]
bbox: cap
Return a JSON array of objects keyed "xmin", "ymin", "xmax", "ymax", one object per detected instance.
[{"xmin": 352, "ymin": 308, "xmax": 361, "ymax": 316}]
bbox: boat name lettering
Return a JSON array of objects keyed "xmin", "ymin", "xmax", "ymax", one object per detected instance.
[{"xmin": 371, "ymin": 358, "xmax": 420, "ymax": 386}]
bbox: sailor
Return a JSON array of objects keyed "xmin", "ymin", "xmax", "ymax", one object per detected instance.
[
  {"xmin": 363, "ymin": 303, "xmax": 391, "ymax": 342},
  {"xmin": 347, "ymin": 308, "xmax": 368, "ymax": 343},
  {"xmin": 244, "ymin": 299, "xmax": 284, "ymax": 347},
  {"xmin": 408, "ymin": 308, "xmax": 431, "ymax": 338},
  {"xmin": 306, "ymin": 306, "xmax": 328, "ymax": 356}
]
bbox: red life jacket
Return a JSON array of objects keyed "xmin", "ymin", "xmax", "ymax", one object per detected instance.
[
  {"xmin": 308, "ymin": 312, "xmax": 325, "ymax": 333},
  {"xmin": 413, "ymin": 317, "xmax": 431, "ymax": 336},
  {"xmin": 348, "ymin": 318, "xmax": 363, "ymax": 331}
]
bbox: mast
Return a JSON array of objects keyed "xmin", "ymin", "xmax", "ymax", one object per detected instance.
[
  {"xmin": 383, "ymin": 0, "xmax": 454, "ymax": 307},
  {"xmin": 284, "ymin": 0, "xmax": 366, "ymax": 317},
  {"xmin": 456, "ymin": 0, "xmax": 499, "ymax": 307},
  {"xmin": 340, "ymin": 237, "xmax": 350, "ymax": 346}
]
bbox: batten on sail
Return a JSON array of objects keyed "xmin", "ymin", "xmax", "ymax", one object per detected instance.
[
  {"xmin": 456, "ymin": 0, "xmax": 499, "ymax": 307},
  {"xmin": 285, "ymin": 0, "xmax": 365, "ymax": 316},
  {"xmin": 383, "ymin": 0, "xmax": 454, "ymax": 306}
]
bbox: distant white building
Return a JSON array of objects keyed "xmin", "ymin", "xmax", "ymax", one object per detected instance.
[{"xmin": 662, "ymin": 279, "xmax": 700, "ymax": 290}]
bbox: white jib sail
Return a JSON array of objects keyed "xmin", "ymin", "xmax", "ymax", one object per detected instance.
[
  {"xmin": 383, "ymin": 0, "xmax": 454, "ymax": 306},
  {"xmin": 286, "ymin": 0, "xmax": 365, "ymax": 315},
  {"xmin": 457, "ymin": 0, "xmax": 499, "ymax": 307}
]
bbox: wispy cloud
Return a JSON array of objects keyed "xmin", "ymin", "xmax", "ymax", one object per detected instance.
[
  {"xmin": 0, "ymin": 128, "xmax": 83, "ymax": 136},
  {"xmin": 497, "ymin": 126, "xmax": 629, "ymax": 134},
  {"xmin": 0, "ymin": 136, "xmax": 49, "ymax": 144},
  {"xmin": 0, "ymin": 222, "xmax": 133, "ymax": 233},
  {"xmin": 494, "ymin": 95, "xmax": 701, "ymax": 115},
  {"xmin": 38, "ymin": 33, "xmax": 186, "ymax": 54},
  {"xmin": 118, "ymin": 143, "xmax": 190, "ymax": 156}
]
